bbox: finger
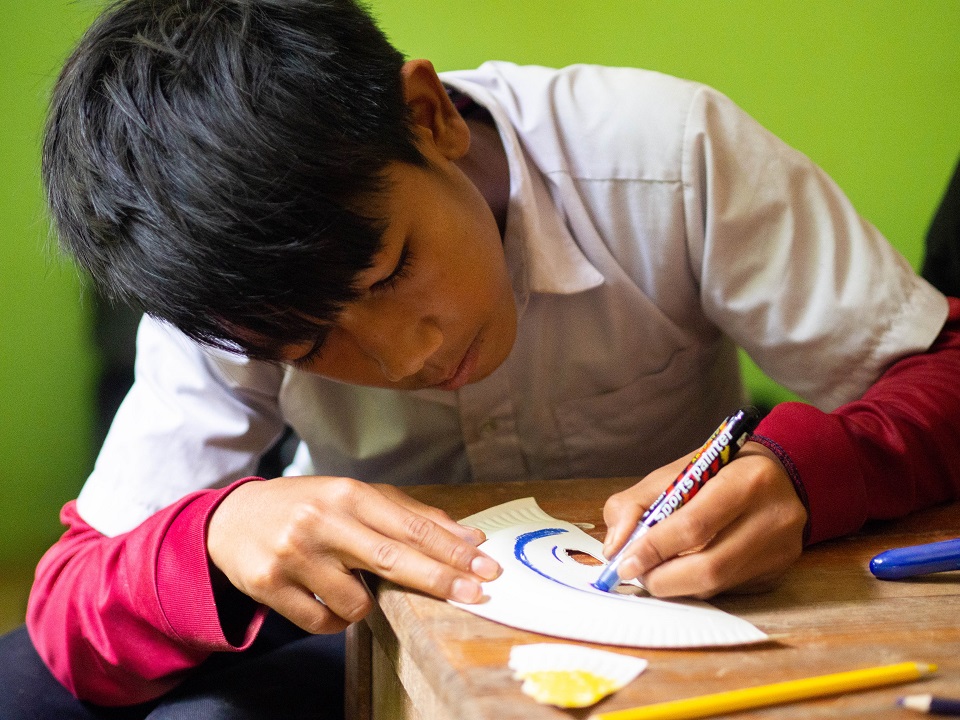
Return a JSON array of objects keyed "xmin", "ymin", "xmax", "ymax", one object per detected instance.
[
  {"xmin": 234, "ymin": 542, "xmax": 376, "ymax": 629},
  {"xmin": 602, "ymin": 455, "xmax": 699, "ymax": 555},
  {"xmin": 299, "ymin": 566, "xmax": 380, "ymax": 627},
  {"xmin": 634, "ymin": 460, "xmax": 807, "ymax": 598},
  {"xmin": 267, "ymin": 582, "xmax": 355, "ymax": 635},
  {"xmin": 614, "ymin": 468, "xmax": 744, "ymax": 581},
  {"xmin": 602, "ymin": 491, "xmax": 647, "ymax": 556},
  {"xmin": 372, "ymin": 484, "xmax": 486, "ymax": 546},
  {"xmin": 351, "ymin": 488, "xmax": 501, "ymax": 582},
  {"xmin": 639, "ymin": 505, "xmax": 801, "ymax": 599},
  {"xmin": 321, "ymin": 518, "xmax": 487, "ymax": 603}
]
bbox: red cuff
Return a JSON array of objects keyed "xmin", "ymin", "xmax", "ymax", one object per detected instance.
[
  {"xmin": 754, "ymin": 403, "xmax": 865, "ymax": 545},
  {"xmin": 156, "ymin": 477, "xmax": 268, "ymax": 650},
  {"xmin": 752, "ymin": 297, "xmax": 960, "ymax": 547}
]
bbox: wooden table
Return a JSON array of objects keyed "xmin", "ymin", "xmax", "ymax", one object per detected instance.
[{"xmin": 345, "ymin": 477, "xmax": 960, "ymax": 719}]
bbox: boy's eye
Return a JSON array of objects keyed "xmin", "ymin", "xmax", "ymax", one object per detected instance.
[
  {"xmin": 370, "ymin": 243, "xmax": 414, "ymax": 294},
  {"xmin": 290, "ymin": 330, "xmax": 329, "ymax": 369}
]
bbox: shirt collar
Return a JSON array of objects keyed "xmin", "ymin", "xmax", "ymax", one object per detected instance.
[{"xmin": 441, "ymin": 75, "xmax": 605, "ymax": 299}]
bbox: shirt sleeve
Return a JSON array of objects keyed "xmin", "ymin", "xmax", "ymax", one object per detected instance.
[
  {"xmin": 26, "ymin": 479, "xmax": 269, "ymax": 706},
  {"xmin": 77, "ymin": 315, "xmax": 288, "ymax": 537},
  {"xmin": 682, "ymin": 85, "xmax": 948, "ymax": 411},
  {"xmin": 30, "ymin": 314, "xmax": 289, "ymax": 704},
  {"xmin": 753, "ymin": 297, "xmax": 960, "ymax": 545}
]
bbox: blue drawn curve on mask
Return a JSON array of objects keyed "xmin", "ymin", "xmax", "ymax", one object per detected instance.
[
  {"xmin": 514, "ymin": 527, "xmax": 578, "ymax": 590},
  {"xmin": 513, "ymin": 526, "xmax": 644, "ymax": 601}
]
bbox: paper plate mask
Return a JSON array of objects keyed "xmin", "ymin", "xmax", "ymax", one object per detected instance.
[{"xmin": 449, "ymin": 498, "xmax": 768, "ymax": 647}]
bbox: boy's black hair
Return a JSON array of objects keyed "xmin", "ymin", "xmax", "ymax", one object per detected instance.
[{"xmin": 43, "ymin": 0, "xmax": 427, "ymax": 359}]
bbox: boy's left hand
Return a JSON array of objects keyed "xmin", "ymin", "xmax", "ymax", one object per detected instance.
[{"xmin": 601, "ymin": 441, "xmax": 807, "ymax": 598}]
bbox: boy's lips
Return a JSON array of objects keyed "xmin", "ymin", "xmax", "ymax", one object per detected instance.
[{"xmin": 433, "ymin": 337, "xmax": 480, "ymax": 391}]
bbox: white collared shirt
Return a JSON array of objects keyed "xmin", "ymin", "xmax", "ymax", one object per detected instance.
[{"xmin": 78, "ymin": 62, "xmax": 946, "ymax": 537}]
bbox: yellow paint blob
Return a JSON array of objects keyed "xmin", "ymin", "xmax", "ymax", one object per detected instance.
[{"xmin": 518, "ymin": 669, "xmax": 621, "ymax": 708}]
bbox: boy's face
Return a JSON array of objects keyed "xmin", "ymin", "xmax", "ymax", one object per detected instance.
[{"xmin": 281, "ymin": 153, "xmax": 518, "ymax": 391}]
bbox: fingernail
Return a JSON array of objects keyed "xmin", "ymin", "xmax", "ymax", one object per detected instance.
[
  {"xmin": 458, "ymin": 524, "xmax": 485, "ymax": 546},
  {"xmin": 618, "ymin": 557, "xmax": 640, "ymax": 581},
  {"xmin": 471, "ymin": 555, "xmax": 501, "ymax": 580},
  {"xmin": 452, "ymin": 578, "xmax": 482, "ymax": 603}
]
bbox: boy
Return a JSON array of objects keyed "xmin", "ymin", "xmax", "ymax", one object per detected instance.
[{"xmin": 5, "ymin": 0, "xmax": 960, "ymax": 717}]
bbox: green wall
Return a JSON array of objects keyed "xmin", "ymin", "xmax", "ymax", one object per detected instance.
[
  {"xmin": 1, "ymin": 1, "xmax": 100, "ymax": 568},
  {"xmin": 1, "ymin": 1, "xmax": 958, "ymax": 568}
]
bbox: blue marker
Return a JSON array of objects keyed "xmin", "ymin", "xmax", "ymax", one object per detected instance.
[
  {"xmin": 899, "ymin": 694, "xmax": 960, "ymax": 716},
  {"xmin": 594, "ymin": 407, "xmax": 761, "ymax": 593},
  {"xmin": 870, "ymin": 537, "xmax": 960, "ymax": 580}
]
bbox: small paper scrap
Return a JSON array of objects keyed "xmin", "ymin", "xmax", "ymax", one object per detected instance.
[{"xmin": 508, "ymin": 643, "xmax": 648, "ymax": 708}]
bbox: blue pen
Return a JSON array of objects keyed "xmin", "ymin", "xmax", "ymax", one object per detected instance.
[
  {"xmin": 900, "ymin": 694, "xmax": 960, "ymax": 716},
  {"xmin": 594, "ymin": 406, "xmax": 761, "ymax": 593},
  {"xmin": 870, "ymin": 537, "xmax": 960, "ymax": 580}
]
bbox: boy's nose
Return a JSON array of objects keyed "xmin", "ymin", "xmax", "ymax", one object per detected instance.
[
  {"xmin": 340, "ymin": 305, "xmax": 444, "ymax": 382},
  {"xmin": 376, "ymin": 322, "xmax": 445, "ymax": 382}
]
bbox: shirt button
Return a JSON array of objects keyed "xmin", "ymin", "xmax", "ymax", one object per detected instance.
[{"xmin": 480, "ymin": 418, "xmax": 499, "ymax": 436}]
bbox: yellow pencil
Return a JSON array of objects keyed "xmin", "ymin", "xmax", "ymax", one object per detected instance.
[{"xmin": 588, "ymin": 661, "xmax": 936, "ymax": 720}]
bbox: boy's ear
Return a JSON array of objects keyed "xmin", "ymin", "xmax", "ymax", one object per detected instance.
[{"xmin": 400, "ymin": 59, "xmax": 470, "ymax": 161}]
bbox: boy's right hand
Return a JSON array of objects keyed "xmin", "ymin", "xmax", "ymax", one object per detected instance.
[{"xmin": 206, "ymin": 477, "xmax": 501, "ymax": 634}]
